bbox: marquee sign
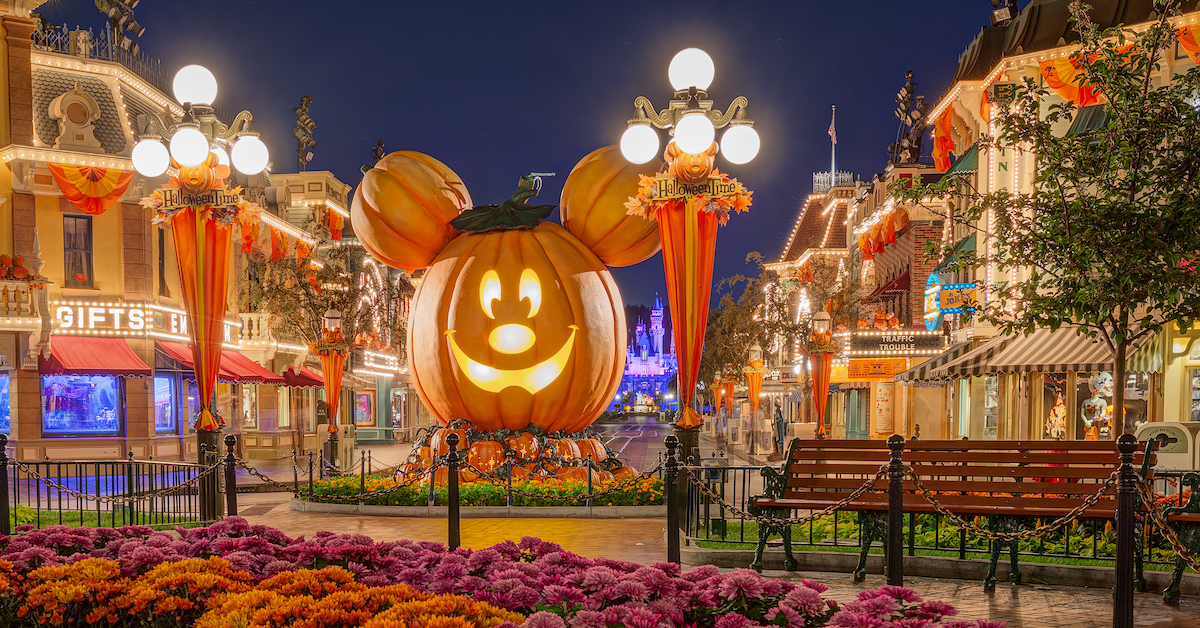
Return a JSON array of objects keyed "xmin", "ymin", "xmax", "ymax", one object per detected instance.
[
  {"xmin": 848, "ymin": 358, "xmax": 907, "ymax": 379},
  {"xmin": 51, "ymin": 300, "xmax": 241, "ymax": 343},
  {"xmin": 159, "ymin": 186, "xmax": 242, "ymax": 211},
  {"xmin": 849, "ymin": 331, "xmax": 946, "ymax": 355},
  {"xmin": 925, "ymin": 277, "xmax": 978, "ymax": 330},
  {"xmin": 650, "ymin": 174, "xmax": 743, "ymax": 200}
]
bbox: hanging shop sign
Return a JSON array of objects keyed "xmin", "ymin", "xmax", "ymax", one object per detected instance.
[
  {"xmin": 990, "ymin": 83, "xmax": 1017, "ymax": 104},
  {"xmin": 51, "ymin": 300, "xmax": 241, "ymax": 343},
  {"xmin": 939, "ymin": 283, "xmax": 977, "ymax": 314},
  {"xmin": 847, "ymin": 358, "xmax": 908, "ymax": 379},
  {"xmin": 875, "ymin": 382, "xmax": 894, "ymax": 432},
  {"xmin": 924, "ymin": 274, "xmax": 941, "ymax": 331},
  {"xmin": 849, "ymin": 330, "xmax": 946, "ymax": 355},
  {"xmin": 158, "ymin": 186, "xmax": 242, "ymax": 211}
]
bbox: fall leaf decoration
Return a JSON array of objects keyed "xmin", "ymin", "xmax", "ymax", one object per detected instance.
[{"xmin": 623, "ymin": 168, "xmax": 752, "ymax": 226}]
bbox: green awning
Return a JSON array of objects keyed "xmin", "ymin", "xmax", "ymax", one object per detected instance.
[
  {"xmin": 1126, "ymin": 331, "xmax": 1164, "ymax": 374},
  {"xmin": 932, "ymin": 233, "xmax": 977, "ymax": 275},
  {"xmin": 946, "ymin": 142, "xmax": 979, "ymax": 175},
  {"xmin": 1067, "ymin": 104, "xmax": 1108, "ymax": 136}
]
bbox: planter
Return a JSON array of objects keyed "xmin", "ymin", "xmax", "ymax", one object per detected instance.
[{"xmin": 288, "ymin": 499, "xmax": 666, "ymax": 519}]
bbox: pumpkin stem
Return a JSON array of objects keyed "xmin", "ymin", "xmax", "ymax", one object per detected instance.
[{"xmin": 449, "ymin": 174, "xmax": 556, "ymax": 232}]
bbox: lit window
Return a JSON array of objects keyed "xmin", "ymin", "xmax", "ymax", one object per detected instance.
[
  {"xmin": 0, "ymin": 373, "xmax": 9, "ymax": 433},
  {"xmin": 42, "ymin": 374, "xmax": 121, "ymax": 435},
  {"xmin": 63, "ymin": 215, "xmax": 94, "ymax": 288},
  {"xmin": 154, "ymin": 375, "xmax": 175, "ymax": 433}
]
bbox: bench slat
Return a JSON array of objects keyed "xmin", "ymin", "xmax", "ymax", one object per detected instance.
[{"xmin": 783, "ymin": 477, "xmax": 1118, "ymax": 496}]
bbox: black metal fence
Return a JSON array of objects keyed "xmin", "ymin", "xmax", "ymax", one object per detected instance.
[
  {"xmin": 30, "ymin": 21, "xmax": 166, "ymax": 93},
  {"xmin": 0, "ymin": 435, "xmax": 219, "ymax": 534}
]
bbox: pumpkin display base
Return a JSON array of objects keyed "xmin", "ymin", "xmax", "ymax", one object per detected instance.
[{"xmin": 396, "ymin": 422, "xmax": 639, "ymax": 484}]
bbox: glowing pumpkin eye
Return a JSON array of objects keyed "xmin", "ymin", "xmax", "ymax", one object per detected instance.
[
  {"xmin": 481, "ymin": 270, "xmax": 501, "ymax": 319},
  {"xmin": 520, "ymin": 269, "xmax": 541, "ymax": 317}
]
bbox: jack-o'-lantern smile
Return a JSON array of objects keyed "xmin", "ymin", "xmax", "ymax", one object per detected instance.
[{"xmin": 444, "ymin": 268, "xmax": 577, "ymax": 394}]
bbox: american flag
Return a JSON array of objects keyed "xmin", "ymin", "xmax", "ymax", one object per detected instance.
[{"xmin": 828, "ymin": 109, "xmax": 837, "ymax": 145}]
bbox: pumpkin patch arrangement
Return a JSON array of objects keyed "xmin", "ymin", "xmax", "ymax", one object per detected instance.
[{"xmin": 352, "ymin": 146, "xmax": 659, "ymax": 480}]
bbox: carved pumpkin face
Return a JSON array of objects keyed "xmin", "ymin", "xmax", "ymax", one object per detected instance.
[{"xmin": 408, "ymin": 222, "xmax": 626, "ymax": 433}]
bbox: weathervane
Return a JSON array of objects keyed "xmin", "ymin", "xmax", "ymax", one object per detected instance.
[{"xmin": 293, "ymin": 95, "xmax": 317, "ymax": 171}]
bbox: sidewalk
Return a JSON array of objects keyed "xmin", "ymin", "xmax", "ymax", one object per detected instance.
[{"xmin": 233, "ymin": 492, "xmax": 1200, "ymax": 628}]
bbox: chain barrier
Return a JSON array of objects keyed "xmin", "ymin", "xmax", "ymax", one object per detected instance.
[
  {"xmin": 295, "ymin": 466, "xmax": 429, "ymax": 503},
  {"xmin": 236, "ymin": 460, "xmax": 306, "ymax": 497},
  {"xmin": 906, "ymin": 468, "xmax": 1119, "ymax": 543},
  {"xmin": 291, "ymin": 455, "xmax": 311, "ymax": 478},
  {"xmin": 12, "ymin": 461, "xmax": 222, "ymax": 505},
  {"xmin": 1135, "ymin": 480, "xmax": 1200, "ymax": 575},
  {"xmin": 684, "ymin": 465, "xmax": 890, "ymax": 526},
  {"xmin": 456, "ymin": 460, "xmax": 665, "ymax": 502}
]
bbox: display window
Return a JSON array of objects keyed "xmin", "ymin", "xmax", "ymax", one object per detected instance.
[
  {"xmin": 186, "ymin": 380, "xmax": 200, "ymax": 432},
  {"xmin": 278, "ymin": 389, "xmax": 291, "ymax": 428},
  {"xmin": 1077, "ymin": 371, "xmax": 1114, "ymax": 441},
  {"xmin": 242, "ymin": 385, "xmax": 258, "ymax": 429},
  {"xmin": 983, "ymin": 376, "xmax": 999, "ymax": 437},
  {"xmin": 290, "ymin": 388, "xmax": 314, "ymax": 433},
  {"xmin": 0, "ymin": 373, "xmax": 9, "ymax": 433},
  {"xmin": 1190, "ymin": 368, "xmax": 1199, "ymax": 422},
  {"xmin": 42, "ymin": 374, "xmax": 121, "ymax": 435},
  {"xmin": 1043, "ymin": 373, "xmax": 1068, "ymax": 440},
  {"xmin": 154, "ymin": 375, "xmax": 176, "ymax": 433}
]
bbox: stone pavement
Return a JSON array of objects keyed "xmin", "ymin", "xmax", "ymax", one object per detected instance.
[{"xmin": 235, "ymin": 492, "xmax": 1200, "ymax": 627}]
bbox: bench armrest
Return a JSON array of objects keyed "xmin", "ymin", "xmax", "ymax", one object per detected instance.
[{"xmin": 1164, "ymin": 472, "xmax": 1200, "ymax": 519}]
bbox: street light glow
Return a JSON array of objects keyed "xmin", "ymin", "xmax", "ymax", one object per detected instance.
[
  {"xmin": 132, "ymin": 139, "xmax": 169, "ymax": 177},
  {"xmin": 169, "ymin": 126, "xmax": 209, "ymax": 167},
  {"xmin": 172, "ymin": 65, "xmax": 218, "ymax": 106},
  {"xmin": 721, "ymin": 125, "xmax": 760, "ymax": 164},
  {"xmin": 674, "ymin": 112, "xmax": 715, "ymax": 155},
  {"xmin": 668, "ymin": 48, "xmax": 714, "ymax": 91},
  {"xmin": 232, "ymin": 135, "xmax": 269, "ymax": 174},
  {"xmin": 620, "ymin": 124, "xmax": 659, "ymax": 164}
]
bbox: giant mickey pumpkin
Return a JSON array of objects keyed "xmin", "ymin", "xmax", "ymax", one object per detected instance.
[{"xmin": 354, "ymin": 149, "xmax": 659, "ymax": 434}]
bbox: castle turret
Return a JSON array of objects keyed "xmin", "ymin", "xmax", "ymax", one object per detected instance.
[{"xmin": 650, "ymin": 293, "xmax": 665, "ymax": 356}]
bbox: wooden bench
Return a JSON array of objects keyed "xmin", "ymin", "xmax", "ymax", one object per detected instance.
[
  {"xmin": 749, "ymin": 438, "xmax": 1157, "ymax": 591},
  {"xmin": 1162, "ymin": 472, "xmax": 1200, "ymax": 603}
]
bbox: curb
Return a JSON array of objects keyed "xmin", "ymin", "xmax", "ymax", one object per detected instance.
[
  {"xmin": 288, "ymin": 499, "xmax": 667, "ymax": 519},
  {"xmin": 681, "ymin": 546, "xmax": 1200, "ymax": 595}
]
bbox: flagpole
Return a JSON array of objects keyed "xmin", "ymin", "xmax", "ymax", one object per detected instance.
[{"xmin": 830, "ymin": 104, "xmax": 836, "ymax": 185}]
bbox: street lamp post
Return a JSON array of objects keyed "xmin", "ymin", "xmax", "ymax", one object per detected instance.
[
  {"xmin": 808, "ymin": 310, "xmax": 835, "ymax": 439},
  {"xmin": 618, "ymin": 49, "xmax": 760, "ymax": 455},
  {"xmin": 744, "ymin": 343, "xmax": 768, "ymax": 454},
  {"xmin": 133, "ymin": 65, "xmax": 269, "ymax": 518}
]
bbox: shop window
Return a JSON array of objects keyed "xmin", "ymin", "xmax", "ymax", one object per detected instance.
[
  {"xmin": 0, "ymin": 373, "xmax": 9, "ymax": 433},
  {"xmin": 1190, "ymin": 368, "xmax": 1200, "ymax": 422},
  {"xmin": 186, "ymin": 380, "xmax": 200, "ymax": 432},
  {"xmin": 278, "ymin": 389, "xmax": 291, "ymax": 428},
  {"xmin": 983, "ymin": 376, "xmax": 999, "ymax": 438},
  {"xmin": 1123, "ymin": 372, "xmax": 1150, "ymax": 431},
  {"xmin": 154, "ymin": 375, "xmax": 176, "ymax": 433},
  {"xmin": 42, "ymin": 374, "xmax": 120, "ymax": 435},
  {"xmin": 218, "ymin": 384, "xmax": 234, "ymax": 426},
  {"xmin": 63, "ymin": 215, "xmax": 94, "ymax": 288},
  {"xmin": 1077, "ymin": 371, "xmax": 1114, "ymax": 441},
  {"xmin": 1043, "ymin": 373, "xmax": 1067, "ymax": 440},
  {"xmin": 290, "ymin": 389, "xmax": 314, "ymax": 433},
  {"xmin": 242, "ymin": 385, "xmax": 258, "ymax": 429},
  {"xmin": 157, "ymin": 228, "xmax": 170, "ymax": 297}
]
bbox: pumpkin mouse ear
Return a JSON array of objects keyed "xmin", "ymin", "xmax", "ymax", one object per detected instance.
[
  {"xmin": 351, "ymin": 151, "xmax": 471, "ymax": 272},
  {"xmin": 560, "ymin": 146, "xmax": 662, "ymax": 267}
]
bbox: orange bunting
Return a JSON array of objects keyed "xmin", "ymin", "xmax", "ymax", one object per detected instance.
[
  {"xmin": 328, "ymin": 209, "xmax": 345, "ymax": 240},
  {"xmin": 296, "ymin": 241, "xmax": 312, "ymax": 265},
  {"xmin": 882, "ymin": 213, "xmax": 897, "ymax": 244},
  {"xmin": 47, "ymin": 164, "xmax": 134, "ymax": 215},
  {"xmin": 980, "ymin": 89, "xmax": 991, "ymax": 127},
  {"xmin": 858, "ymin": 233, "xmax": 874, "ymax": 261},
  {"xmin": 240, "ymin": 220, "xmax": 260, "ymax": 255},
  {"xmin": 1179, "ymin": 25, "xmax": 1200, "ymax": 63},
  {"xmin": 270, "ymin": 227, "xmax": 290, "ymax": 260},
  {"xmin": 933, "ymin": 109, "xmax": 955, "ymax": 172}
]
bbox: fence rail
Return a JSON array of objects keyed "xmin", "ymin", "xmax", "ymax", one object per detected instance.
[{"xmin": 30, "ymin": 21, "xmax": 166, "ymax": 93}]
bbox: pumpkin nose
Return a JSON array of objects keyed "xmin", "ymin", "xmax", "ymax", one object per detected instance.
[{"xmin": 489, "ymin": 324, "xmax": 536, "ymax": 354}]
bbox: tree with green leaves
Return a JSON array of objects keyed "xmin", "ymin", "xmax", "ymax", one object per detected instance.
[{"xmin": 899, "ymin": 0, "xmax": 1200, "ymax": 437}]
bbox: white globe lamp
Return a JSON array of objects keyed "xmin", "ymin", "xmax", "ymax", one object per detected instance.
[
  {"xmin": 173, "ymin": 65, "xmax": 218, "ymax": 106},
  {"xmin": 673, "ymin": 112, "xmax": 715, "ymax": 155},
  {"xmin": 168, "ymin": 126, "xmax": 209, "ymax": 167},
  {"xmin": 131, "ymin": 139, "xmax": 170, "ymax": 177},
  {"xmin": 231, "ymin": 134, "xmax": 269, "ymax": 174},
  {"xmin": 721, "ymin": 125, "xmax": 760, "ymax": 164},
  {"xmin": 668, "ymin": 48, "xmax": 715, "ymax": 91},
  {"xmin": 620, "ymin": 124, "xmax": 659, "ymax": 164}
]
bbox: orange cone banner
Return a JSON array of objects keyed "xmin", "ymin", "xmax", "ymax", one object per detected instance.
[
  {"xmin": 47, "ymin": 164, "xmax": 134, "ymax": 215},
  {"xmin": 320, "ymin": 350, "xmax": 346, "ymax": 433},
  {"xmin": 722, "ymin": 380, "xmax": 736, "ymax": 416},
  {"xmin": 656, "ymin": 198, "xmax": 719, "ymax": 429},
  {"xmin": 171, "ymin": 207, "xmax": 233, "ymax": 431},
  {"xmin": 746, "ymin": 370, "xmax": 764, "ymax": 420},
  {"xmin": 933, "ymin": 109, "xmax": 955, "ymax": 172},
  {"xmin": 1180, "ymin": 25, "xmax": 1200, "ymax": 62},
  {"xmin": 810, "ymin": 351, "xmax": 835, "ymax": 437}
]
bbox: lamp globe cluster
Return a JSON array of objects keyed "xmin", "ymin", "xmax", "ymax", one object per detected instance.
[
  {"xmin": 620, "ymin": 48, "xmax": 760, "ymax": 165},
  {"xmin": 131, "ymin": 65, "xmax": 269, "ymax": 178}
]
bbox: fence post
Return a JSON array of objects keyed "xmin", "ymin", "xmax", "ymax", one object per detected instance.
[
  {"xmin": 447, "ymin": 433, "xmax": 461, "ymax": 550},
  {"xmin": 224, "ymin": 435, "xmax": 238, "ymax": 518},
  {"xmin": 319, "ymin": 450, "xmax": 325, "ymax": 480},
  {"xmin": 125, "ymin": 451, "xmax": 136, "ymax": 525},
  {"xmin": 665, "ymin": 435, "xmax": 680, "ymax": 565},
  {"xmin": 308, "ymin": 452, "xmax": 314, "ymax": 502},
  {"xmin": 505, "ymin": 450, "xmax": 515, "ymax": 508},
  {"xmin": 1113, "ymin": 434, "xmax": 1138, "ymax": 628},
  {"xmin": 359, "ymin": 450, "xmax": 366, "ymax": 506},
  {"xmin": 0, "ymin": 434, "xmax": 9, "ymax": 536},
  {"xmin": 886, "ymin": 434, "xmax": 906, "ymax": 586},
  {"xmin": 586, "ymin": 453, "xmax": 594, "ymax": 508},
  {"xmin": 292, "ymin": 450, "xmax": 300, "ymax": 496}
]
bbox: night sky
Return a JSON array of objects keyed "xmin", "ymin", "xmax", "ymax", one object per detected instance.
[{"xmin": 38, "ymin": 0, "xmax": 997, "ymax": 308}]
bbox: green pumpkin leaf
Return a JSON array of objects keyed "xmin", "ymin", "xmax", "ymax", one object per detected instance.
[{"xmin": 450, "ymin": 175, "xmax": 556, "ymax": 232}]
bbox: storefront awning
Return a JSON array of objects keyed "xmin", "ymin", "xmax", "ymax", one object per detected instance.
[
  {"xmin": 40, "ymin": 336, "xmax": 152, "ymax": 378},
  {"xmin": 283, "ymin": 365, "xmax": 324, "ymax": 388},
  {"xmin": 832, "ymin": 381, "xmax": 871, "ymax": 390},
  {"xmin": 863, "ymin": 270, "xmax": 910, "ymax": 302},
  {"xmin": 156, "ymin": 341, "xmax": 285, "ymax": 384},
  {"xmin": 932, "ymin": 233, "xmax": 976, "ymax": 277},
  {"xmin": 894, "ymin": 341, "xmax": 971, "ymax": 386},
  {"xmin": 929, "ymin": 336, "xmax": 1008, "ymax": 379},
  {"xmin": 947, "ymin": 142, "xmax": 979, "ymax": 174},
  {"xmin": 220, "ymin": 351, "xmax": 286, "ymax": 385},
  {"xmin": 1067, "ymin": 104, "xmax": 1108, "ymax": 136},
  {"xmin": 987, "ymin": 327, "xmax": 1111, "ymax": 374},
  {"xmin": 1125, "ymin": 331, "xmax": 1164, "ymax": 374}
]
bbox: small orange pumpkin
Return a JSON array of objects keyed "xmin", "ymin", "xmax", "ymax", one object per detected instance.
[
  {"xmin": 612, "ymin": 465, "xmax": 639, "ymax": 479},
  {"xmin": 468, "ymin": 440, "xmax": 506, "ymax": 474},
  {"xmin": 575, "ymin": 438, "xmax": 608, "ymax": 463},
  {"xmin": 555, "ymin": 466, "xmax": 590, "ymax": 483},
  {"xmin": 666, "ymin": 141, "xmax": 717, "ymax": 183},
  {"xmin": 431, "ymin": 428, "xmax": 468, "ymax": 457},
  {"xmin": 505, "ymin": 432, "xmax": 540, "ymax": 460},
  {"xmin": 351, "ymin": 151, "xmax": 471, "ymax": 272},
  {"xmin": 560, "ymin": 146, "xmax": 662, "ymax": 267},
  {"xmin": 546, "ymin": 438, "xmax": 581, "ymax": 461}
]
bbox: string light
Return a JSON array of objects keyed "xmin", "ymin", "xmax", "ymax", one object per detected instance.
[{"xmin": 0, "ymin": 146, "xmax": 133, "ymax": 170}]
